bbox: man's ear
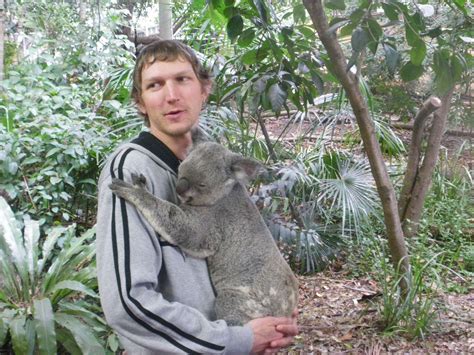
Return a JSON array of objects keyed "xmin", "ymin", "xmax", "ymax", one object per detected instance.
[
  {"xmin": 229, "ymin": 155, "xmax": 266, "ymax": 183},
  {"xmin": 201, "ymin": 82, "xmax": 212, "ymax": 101},
  {"xmin": 136, "ymin": 99, "xmax": 147, "ymax": 116}
]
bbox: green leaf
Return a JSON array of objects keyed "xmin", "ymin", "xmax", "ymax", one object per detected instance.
[
  {"xmin": 107, "ymin": 333, "xmax": 120, "ymax": 352},
  {"xmin": 253, "ymin": 76, "xmax": 269, "ymax": 94},
  {"xmin": 340, "ymin": 22, "xmax": 357, "ymax": 37},
  {"xmin": 351, "ymin": 27, "xmax": 370, "ymax": 52},
  {"xmin": 50, "ymin": 280, "xmax": 98, "ymax": 299},
  {"xmin": 237, "ymin": 28, "xmax": 255, "ymax": 47},
  {"xmin": 299, "ymin": 26, "xmax": 315, "ymax": 40},
  {"xmin": 34, "ymin": 299, "xmax": 57, "ymax": 355},
  {"xmin": 0, "ymin": 197, "xmax": 28, "ymax": 280},
  {"xmin": 349, "ymin": 9, "xmax": 365, "ymax": 24},
  {"xmin": 24, "ymin": 219, "xmax": 40, "ymax": 283},
  {"xmin": 38, "ymin": 225, "xmax": 68, "ymax": 274},
  {"xmin": 10, "ymin": 316, "xmax": 31, "ymax": 355},
  {"xmin": 404, "ymin": 16, "xmax": 420, "ymax": 47},
  {"xmin": 56, "ymin": 327, "xmax": 82, "ymax": 355},
  {"xmin": 293, "ymin": 3, "xmax": 306, "ymax": 23},
  {"xmin": 226, "ymin": 15, "xmax": 244, "ymax": 41},
  {"xmin": 55, "ymin": 313, "xmax": 105, "ymax": 354},
  {"xmin": 452, "ymin": 0, "xmax": 467, "ymax": 14},
  {"xmin": 433, "ymin": 49, "xmax": 450, "ymax": 75},
  {"xmin": 400, "ymin": 62, "xmax": 424, "ymax": 81},
  {"xmin": 381, "ymin": 3, "xmax": 399, "ymax": 21},
  {"xmin": 451, "ymin": 54, "xmax": 465, "ymax": 82},
  {"xmin": 367, "ymin": 19, "xmax": 383, "ymax": 41},
  {"xmin": 241, "ymin": 49, "xmax": 257, "ymax": 65},
  {"xmin": 383, "ymin": 44, "xmax": 400, "ymax": 74},
  {"xmin": 223, "ymin": 5, "xmax": 238, "ymax": 18},
  {"xmin": 0, "ymin": 309, "xmax": 16, "ymax": 346},
  {"xmin": 328, "ymin": 18, "xmax": 350, "ymax": 34},
  {"xmin": 58, "ymin": 302, "xmax": 104, "ymax": 325},
  {"xmin": 410, "ymin": 40, "xmax": 426, "ymax": 66},
  {"xmin": 432, "ymin": 50, "xmax": 457, "ymax": 94},
  {"xmin": 326, "ymin": 0, "xmax": 346, "ymax": 10},
  {"xmin": 267, "ymin": 83, "xmax": 287, "ymax": 113},
  {"xmin": 428, "ymin": 27, "xmax": 442, "ymax": 38}
]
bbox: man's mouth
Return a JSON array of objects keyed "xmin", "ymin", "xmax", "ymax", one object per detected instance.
[{"xmin": 166, "ymin": 110, "xmax": 184, "ymax": 116}]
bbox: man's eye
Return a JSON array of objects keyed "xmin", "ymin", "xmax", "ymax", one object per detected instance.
[
  {"xmin": 148, "ymin": 82, "xmax": 162, "ymax": 89},
  {"xmin": 178, "ymin": 76, "xmax": 190, "ymax": 82}
]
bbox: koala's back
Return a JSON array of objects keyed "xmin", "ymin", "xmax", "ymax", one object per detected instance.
[{"xmin": 203, "ymin": 183, "xmax": 298, "ymax": 325}]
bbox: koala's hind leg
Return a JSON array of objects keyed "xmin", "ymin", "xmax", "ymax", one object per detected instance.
[{"xmin": 215, "ymin": 289, "xmax": 265, "ymax": 326}]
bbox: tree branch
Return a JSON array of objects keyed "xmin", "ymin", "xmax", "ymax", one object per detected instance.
[
  {"xmin": 402, "ymin": 89, "xmax": 454, "ymax": 237},
  {"xmin": 398, "ymin": 97, "xmax": 441, "ymax": 221}
]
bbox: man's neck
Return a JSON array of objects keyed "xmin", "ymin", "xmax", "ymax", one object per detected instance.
[{"xmin": 149, "ymin": 129, "xmax": 192, "ymax": 161}]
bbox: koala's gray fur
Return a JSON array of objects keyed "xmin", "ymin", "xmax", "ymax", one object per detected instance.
[{"xmin": 109, "ymin": 140, "xmax": 298, "ymax": 326}]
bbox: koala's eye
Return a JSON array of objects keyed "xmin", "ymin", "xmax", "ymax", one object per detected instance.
[{"xmin": 199, "ymin": 183, "xmax": 207, "ymax": 188}]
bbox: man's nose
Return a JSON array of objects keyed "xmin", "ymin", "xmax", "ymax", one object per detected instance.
[{"xmin": 165, "ymin": 82, "xmax": 180, "ymax": 102}]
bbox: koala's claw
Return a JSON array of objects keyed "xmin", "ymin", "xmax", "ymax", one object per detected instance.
[{"xmin": 131, "ymin": 173, "xmax": 147, "ymax": 188}]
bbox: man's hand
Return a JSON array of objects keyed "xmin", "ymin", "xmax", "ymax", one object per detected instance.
[
  {"xmin": 263, "ymin": 309, "xmax": 298, "ymax": 354},
  {"xmin": 247, "ymin": 309, "xmax": 299, "ymax": 354}
]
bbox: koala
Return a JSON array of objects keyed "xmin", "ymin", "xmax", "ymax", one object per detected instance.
[{"xmin": 109, "ymin": 141, "xmax": 298, "ymax": 326}]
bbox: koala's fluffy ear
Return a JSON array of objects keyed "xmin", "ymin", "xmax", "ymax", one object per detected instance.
[
  {"xmin": 189, "ymin": 126, "xmax": 211, "ymax": 153},
  {"xmin": 229, "ymin": 155, "xmax": 266, "ymax": 183}
]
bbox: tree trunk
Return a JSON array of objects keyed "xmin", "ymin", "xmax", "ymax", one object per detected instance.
[
  {"xmin": 159, "ymin": 0, "xmax": 173, "ymax": 40},
  {"xmin": 401, "ymin": 89, "xmax": 454, "ymax": 237},
  {"xmin": 0, "ymin": 0, "xmax": 4, "ymax": 81},
  {"xmin": 117, "ymin": 0, "xmax": 134, "ymax": 46},
  {"xmin": 79, "ymin": 0, "xmax": 86, "ymax": 21},
  {"xmin": 256, "ymin": 111, "xmax": 278, "ymax": 163},
  {"xmin": 303, "ymin": 0, "xmax": 410, "ymax": 288}
]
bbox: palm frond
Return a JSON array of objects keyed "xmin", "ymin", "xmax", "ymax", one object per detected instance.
[{"xmin": 317, "ymin": 158, "xmax": 379, "ymax": 234}]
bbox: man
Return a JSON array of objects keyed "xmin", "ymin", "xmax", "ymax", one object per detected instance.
[{"xmin": 96, "ymin": 40, "xmax": 298, "ymax": 354}]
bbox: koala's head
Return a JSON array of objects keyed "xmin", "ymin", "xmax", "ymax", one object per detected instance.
[{"xmin": 176, "ymin": 142, "xmax": 264, "ymax": 206}]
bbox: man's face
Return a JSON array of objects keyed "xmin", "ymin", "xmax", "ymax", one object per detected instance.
[{"xmin": 138, "ymin": 57, "xmax": 209, "ymax": 141}]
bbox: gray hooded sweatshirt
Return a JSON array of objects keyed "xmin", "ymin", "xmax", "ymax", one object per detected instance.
[{"xmin": 96, "ymin": 131, "xmax": 253, "ymax": 354}]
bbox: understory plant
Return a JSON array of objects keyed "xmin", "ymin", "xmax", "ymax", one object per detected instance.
[
  {"xmin": 375, "ymin": 247, "xmax": 440, "ymax": 339},
  {"xmin": 252, "ymin": 143, "xmax": 380, "ymax": 273},
  {"xmin": 0, "ymin": 197, "xmax": 116, "ymax": 354}
]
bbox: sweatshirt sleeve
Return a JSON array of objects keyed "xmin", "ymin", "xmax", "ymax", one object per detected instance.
[{"xmin": 95, "ymin": 149, "xmax": 253, "ymax": 354}]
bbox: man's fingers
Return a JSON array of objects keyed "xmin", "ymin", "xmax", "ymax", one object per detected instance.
[
  {"xmin": 291, "ymin": 308, "xmax": 299, "ymax": 318},
  {"xmin": 267, "ymin": 336, "xmax": 294, "ymax": 349},
  {"xmin": 275, "ymin": 323, "xmax": 298, "ymax": 335},
  {"xmin": 269, "ymin": 316, "xmax": 295, "ymax": 325}
]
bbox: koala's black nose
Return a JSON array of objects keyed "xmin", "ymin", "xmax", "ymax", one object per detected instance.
[{"xmin": 176, "ymin": 177, "xmax": 190, "ymax": 196}]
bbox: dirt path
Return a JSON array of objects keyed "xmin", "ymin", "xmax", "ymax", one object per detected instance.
[{"xmin": 284, "ymin": 271, "xmax": 473, "ymax": 353}]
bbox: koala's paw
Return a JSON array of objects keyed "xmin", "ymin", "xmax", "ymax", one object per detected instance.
[
  {"xmin": 109, "ymin": 178, "xmax": 135, "ymax": 196},
  {"xmin": 131, "ymin": 173, "xmax": 147, "ymax": 188}
]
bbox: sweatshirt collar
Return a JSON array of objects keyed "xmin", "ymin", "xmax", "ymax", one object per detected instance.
[{"xmin": 131, "ymin": 131, "xmax": 181, "ymax": 174}]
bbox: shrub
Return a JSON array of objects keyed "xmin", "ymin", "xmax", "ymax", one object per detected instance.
[{"xmin": 0, "ymin": 197, "xmax": 116, "ymax": 354}]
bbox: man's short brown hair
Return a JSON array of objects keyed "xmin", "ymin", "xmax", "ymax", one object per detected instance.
[{"xmin": 132, "ymin": 40, "xmax": 212, "ymax": 126}]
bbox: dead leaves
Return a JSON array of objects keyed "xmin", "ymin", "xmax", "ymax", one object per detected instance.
[{"xmin": 283, "ymin": 271, "xmax": 474, "ymax": 353}]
